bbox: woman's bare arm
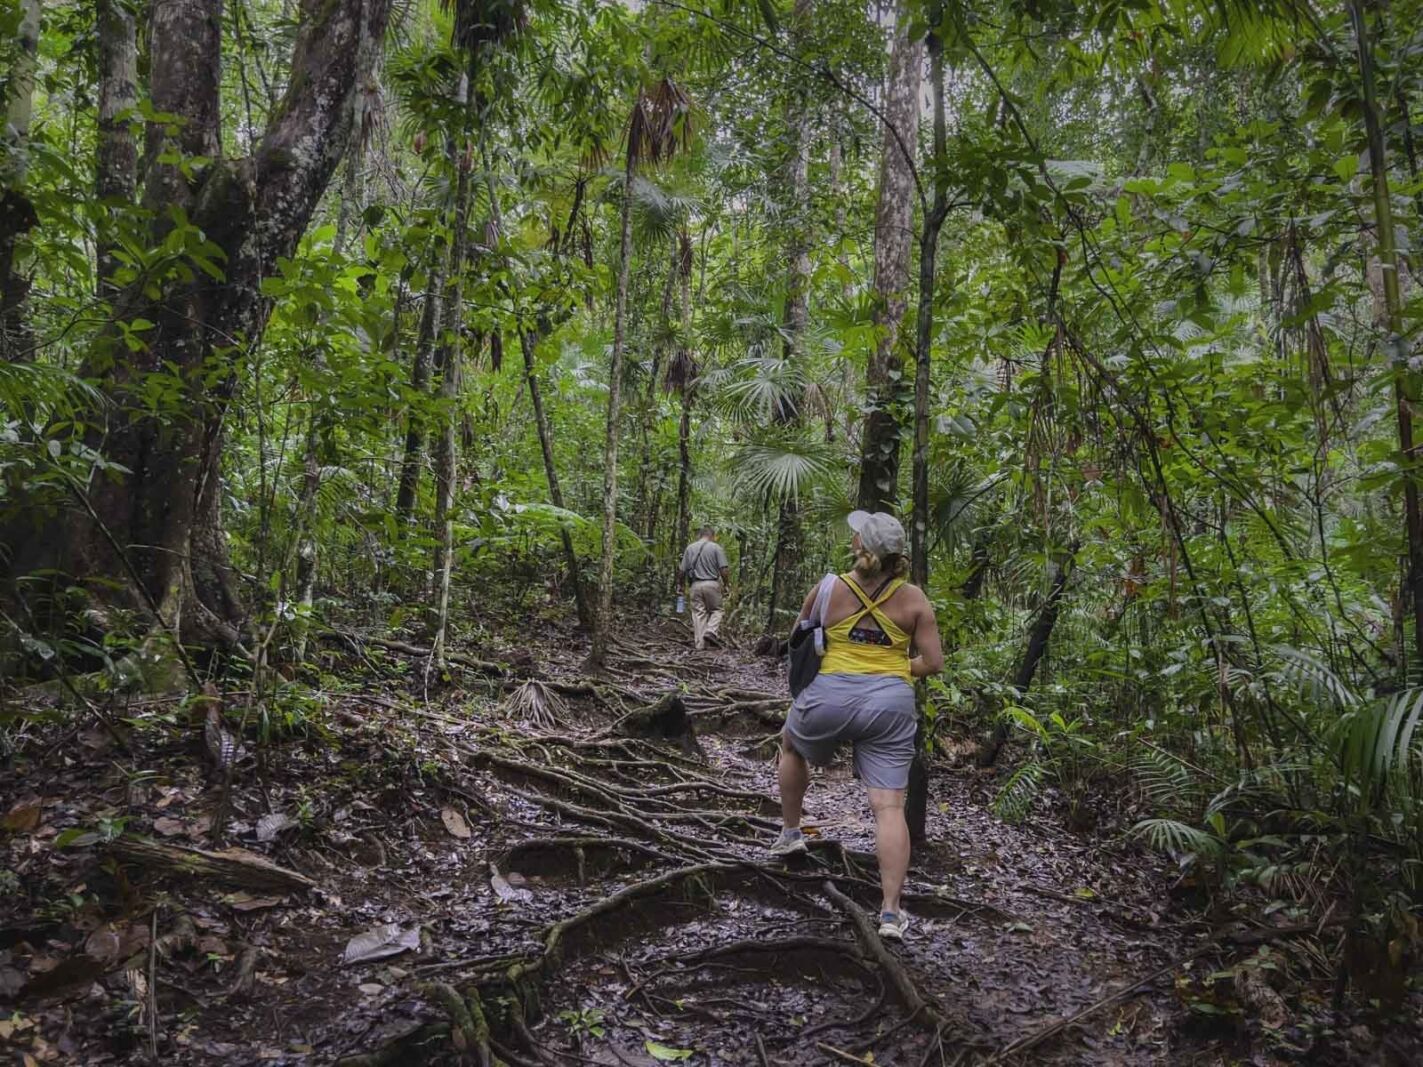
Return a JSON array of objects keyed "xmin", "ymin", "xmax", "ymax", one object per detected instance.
[
  {"xmin": 909, "ymin": 589, "xmax": 944, "ymax": 678},
  {"xmin": 794, "ymin": 583, "xmax": 819, "ymax": 625}
]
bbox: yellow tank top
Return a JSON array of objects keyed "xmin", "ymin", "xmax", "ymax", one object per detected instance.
[{"xmin": 820, "ymin": 574, "xmax": 912, "ymax": 684}]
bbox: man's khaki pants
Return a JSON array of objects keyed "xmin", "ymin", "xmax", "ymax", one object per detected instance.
[{"xmin": 689, "ymin": 580, "xmax": 724, "ymax": 649}]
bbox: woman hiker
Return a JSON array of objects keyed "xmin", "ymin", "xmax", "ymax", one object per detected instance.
[{"xmin": 770, "ymin": 510, "xmax": 944, "ymax": 941}]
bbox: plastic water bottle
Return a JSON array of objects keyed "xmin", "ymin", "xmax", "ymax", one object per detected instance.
[{"xmin": 675, "ymin": 594, "xmax": 686, "ymax": 615}]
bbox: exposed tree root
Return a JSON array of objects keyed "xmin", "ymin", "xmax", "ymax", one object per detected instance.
[{"xmin": 824, "ymin": 881, "xmax": 947, "ymax": 1030}]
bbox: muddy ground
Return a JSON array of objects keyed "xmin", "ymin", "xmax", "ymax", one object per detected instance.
[{"xmin": 2, "ymin": 616, "xmax": 1417, "ymax": 1065}]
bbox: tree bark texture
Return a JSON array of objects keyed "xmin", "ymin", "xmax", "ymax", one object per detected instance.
[
  {"xmin": 0, "ymin": 0, "xmax": 40, "ymax": 361},
  {"xmin": 856, "ymin": 0, "xmax": 922, "ymax": 513},
  {"xmin": 96, "ymin": 0, "xmax": 139, "ymax": 298},
  {"xmin": 3, "ymin": 0, "xmax": 394, "ymax": 647}
]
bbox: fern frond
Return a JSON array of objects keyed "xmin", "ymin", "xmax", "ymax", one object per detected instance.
[{"xmin": 994, "ymin": 761, "xmax": 1045, "ymax": 823}]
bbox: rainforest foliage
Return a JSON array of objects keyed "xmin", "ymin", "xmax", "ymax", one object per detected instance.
[{"xmin": 4, "ymin": 0, "xmax": 1423, "ymax": 1007}]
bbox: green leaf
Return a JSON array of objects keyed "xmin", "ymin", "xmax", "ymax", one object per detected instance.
[{"xmin": 644, "ymin": 1041, "xmax": 694, "ymax": 1062}]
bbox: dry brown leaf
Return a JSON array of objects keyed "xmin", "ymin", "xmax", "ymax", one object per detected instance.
[
  {"xmin": 2, "ymin": 803, "xmax": 41, "ymax": 833},
  {"xmin": 440, "ymin": 807, "xmax": 471, "ymax": 840},
  {"xmin": 153, "ymin": 817, "xmax": 186, "ymax": 837}
]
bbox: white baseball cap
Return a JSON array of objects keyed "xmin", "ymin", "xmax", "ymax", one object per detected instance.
[{"xmin": 847, "ymin": 510, "xmax": 906, "ymax": 558}]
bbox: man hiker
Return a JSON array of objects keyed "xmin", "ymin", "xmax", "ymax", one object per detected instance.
[{"xmin": 679, "ymin": 526, "xmax": 730, "ymax": 650}]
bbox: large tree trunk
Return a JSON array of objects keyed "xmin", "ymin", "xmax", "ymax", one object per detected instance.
[
  {"xmin": 669, "ymin": 231, "xmax": 696, "ymax": 589},
  {"xmin": 96, "ymin": 0, "xmax": 138, "ymax": 299},
  {"xmin": 1353, "ymin": 1, "xmax": 1423, "ymax": 671},
  {"xmin": 588, "ymin": 148, "xmax": 638, "ymax": 670},
  {"xmin": 3, "ymin": 0, "xmax": 393, "ymax": 649},
  {"xmin": 906, "ymin": 18, "xmax": 950, "ymax": 847},
  {"xmin": 0, "ymin": 0, "xmax": 40, "ymax": 361},
  {"xmin": 856, "ymin": 0, "xmax": 922, "ymax": 513}
]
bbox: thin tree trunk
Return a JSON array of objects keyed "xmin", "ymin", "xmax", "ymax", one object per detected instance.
[
  {"xmin": 396, "ymin": 258, "xmax": 444, "ymax": 521},
  {"xmin": 672, "ymin": 229, "xmax": 696, "ymax": 593},
  {"xmin": 430, "ymin": 70, "xmax": 477, "ymax": 669},
  {"xmin": 856, "ymin": 0, "xmax": 922, "ymax": 512},
  {"xmin": 292, "ymin": 15, "xmax": 380, "ymax": 662},
  {"xmin": 977, "ymin": 551, "xmax": 1073, "ymax": 767},
  {"xmin": 906, "ymin": 16, "xmax": 950, "ymax": 846},
  {"xmin": 0, "ymin": 0, "xmax": 39, "ymax": 360},
  {"xmin": 767, "ymin": 0, "xmax": 813, "ymax": 634},
  {"xmin": 519, "ymin": 330, "xmax": 592, "ymax": 630},
  {"xmin": 96, "ymin": 0, "xmax": 138, "ymax": 299},
  {"xmin": 1353, "ymin": 1, "xmax": 1423, "ymax": 669},
  {"xmin": 588, "ymin": 147, "xmax": 638, "ymax": 669},
  {"xmin": 635, "ymin": 252, "xmax": 679, "ymax": 538}
]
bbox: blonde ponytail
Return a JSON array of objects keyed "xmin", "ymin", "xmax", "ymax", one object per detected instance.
[{"xmin": 853, "ymin": 549, "xmax": 910, "ymax": 580}]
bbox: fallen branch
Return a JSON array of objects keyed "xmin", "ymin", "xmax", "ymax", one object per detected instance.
[
  {"xmin": 331, "ymin": 631, "xmax": 507, "ymax": 676},
  {"xmin": 111, "ymin": 838, "xmax": 315, "ymax": 892}
]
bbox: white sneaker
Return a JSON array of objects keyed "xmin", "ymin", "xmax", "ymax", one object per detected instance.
[
  {"xmin": 877, "ymin": 910, "xmax": 910, "ymax": 941},
  {"xmin": 769, "ymin": 828, "xmax": 808, "ymax": 856}
]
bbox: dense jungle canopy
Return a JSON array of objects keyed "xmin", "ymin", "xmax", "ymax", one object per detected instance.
[{"xmin": 3, "ymin": 0, "xmax": 1423, "ymax": 1064}]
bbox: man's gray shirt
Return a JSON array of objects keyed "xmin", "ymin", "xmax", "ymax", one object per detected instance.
[{"xmin": 680, "ymin": 539, "xmax": 729, "ymax": 583}]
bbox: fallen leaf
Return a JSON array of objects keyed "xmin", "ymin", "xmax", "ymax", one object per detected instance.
[
  {"xmin": 644, "ymin": 1040, "xmax": 694, "ymax": 1062},
  {"xmin": 256, "ymin": 813, "xmax": 298, "ymax": 843},
  {"xmin": 341, "ymin": 923, "xmax": 420, "ymax": 965},
  {"xmin": 440, "ymin": 807, "xmax": 471, "ymax": 840},
  {"xmin": 153, "ymin": 817, "xmax": 186, "ymax": 837},
  {"xmin": 1073, "ymin": 887, "xmax": 1097, "ymax": 900},
  {"xmin": 490, "ymin": 864, "xmax": 532, "ymax": 904},
  {"xmin": 357, "ymin": 982, "xmax": 384, "ymax": 996},
  {"xmin": 2, "ymin": 803, "xmax": 41, "ymax": 833}
]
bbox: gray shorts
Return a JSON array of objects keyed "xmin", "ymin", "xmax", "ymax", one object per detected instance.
[{"xmin": 783, "ymin": 673, "xmax": 917, "ymax": 790}]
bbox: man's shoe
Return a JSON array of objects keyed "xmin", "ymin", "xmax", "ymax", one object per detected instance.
[
  {"xmin": 877, "ymin": 911, "xmax": 910, "ymax": 941},
  {"xmin": 769, "ymin": 828, "xmax": 808, "ymax": 856},
  {"xmin": 704, "ymin": 632, "xmax": 722, "ymax": 648}
]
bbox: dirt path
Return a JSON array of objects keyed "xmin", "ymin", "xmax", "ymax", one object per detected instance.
[{"xmin": 1, "ymin": 620, "xmax": 1195, "ymax": 1066}]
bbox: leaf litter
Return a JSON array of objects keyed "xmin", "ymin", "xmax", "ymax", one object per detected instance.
[{"xmin": 1, "ymin": 616, "xmax": 1416, "ymax": 1064}]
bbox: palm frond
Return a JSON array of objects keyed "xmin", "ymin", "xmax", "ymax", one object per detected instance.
[
  {"xmin": 1131, "ymin": 817, "xmax": 1226, "ymax": 860},
  {"xmin": 730, "ymin": 436, "xmax": 839, "ymax": 504}
]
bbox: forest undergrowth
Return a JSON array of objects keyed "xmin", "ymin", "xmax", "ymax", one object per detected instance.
[{"xmin": 3, "ymin": 609, "xmax": 1417, "ymax": 1066}]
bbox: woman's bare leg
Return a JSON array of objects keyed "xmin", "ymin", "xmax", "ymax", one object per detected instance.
[
  {"xmin": 778, "ymin": 736, "xmax": 809, "ymax": 828},
  {"xmin": 867, "ymin": 786, "xmax": 909, "ymax": 914}
]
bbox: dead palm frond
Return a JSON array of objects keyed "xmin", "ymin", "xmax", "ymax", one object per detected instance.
[
  {"xmin": 625, "ymin": 77, "xmax": 696, "ymax": 173},
  {"xmin": 443, "ymin": 0, "xmax": 526, "ymax": 53},
  {"xmin": 663, "ymin": 344, "xmax": 698, "ymax": 396},
  {"xmin": 502, "ymin": 678, "xmax": 564, "ymax": 729}
]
